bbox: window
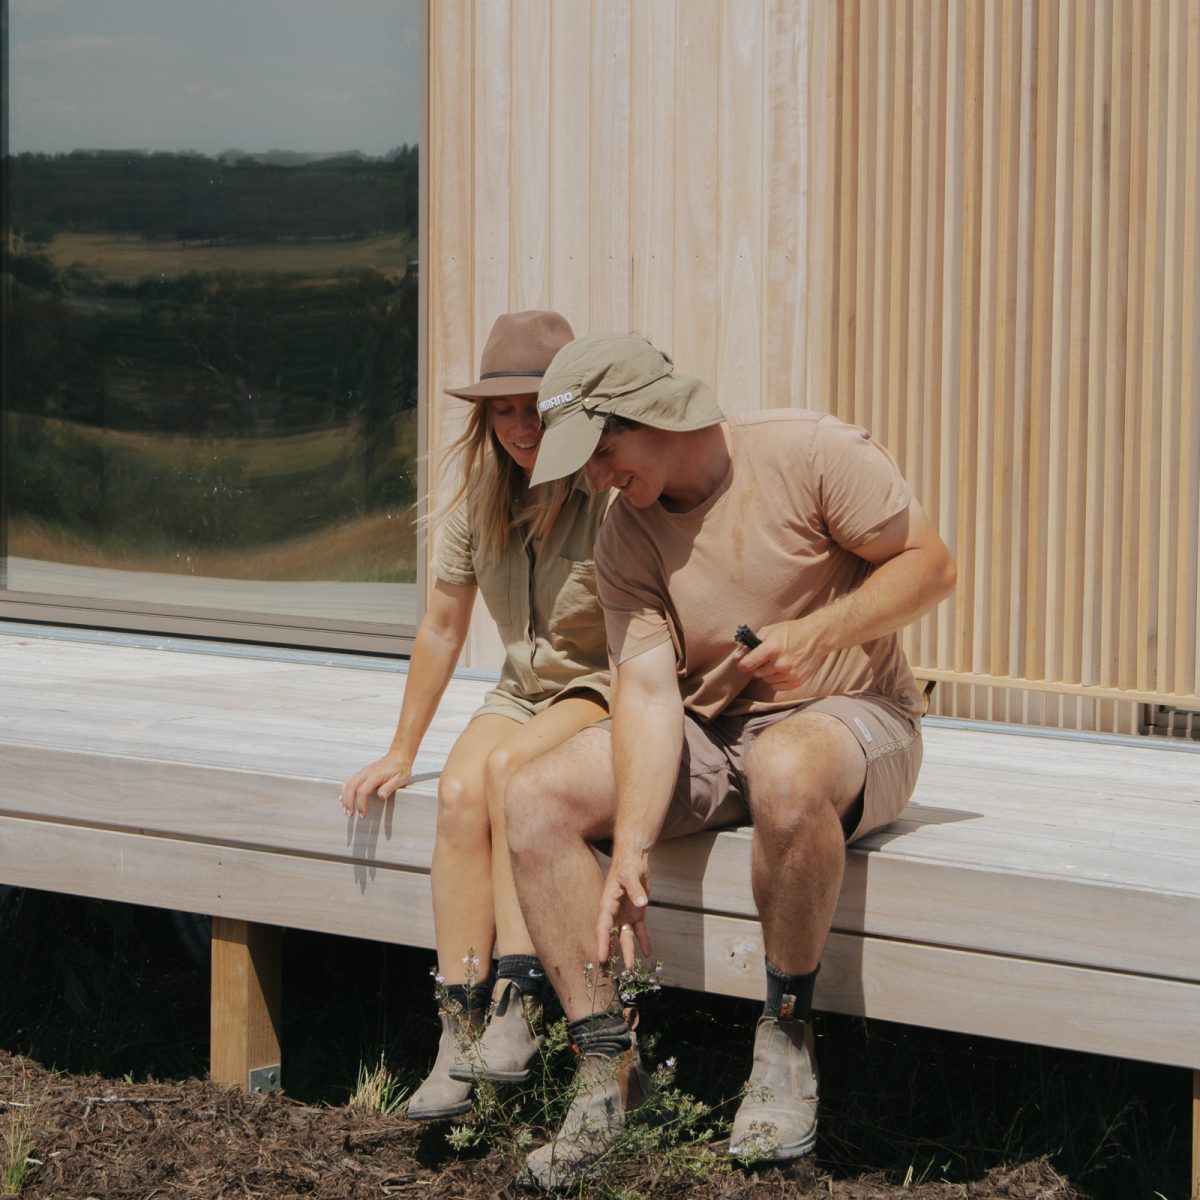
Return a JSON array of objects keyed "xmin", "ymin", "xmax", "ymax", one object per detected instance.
[{"xmin": 1, "ymin": 0, "xmax": 424, "ymax": 652}]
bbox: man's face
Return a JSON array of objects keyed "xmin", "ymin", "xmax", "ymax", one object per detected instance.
[{"xmin": 584, "ymin": 424, "xmax": 666, "ymax": 507}]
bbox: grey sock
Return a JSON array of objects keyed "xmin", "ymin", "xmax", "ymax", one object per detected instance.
[
  {"xmin": 443, "ymin": 978, "xmax": 491, "ymax": 1017},
  {"xmin": 496, "ymin": 954, "xmax": 546, "ymax": 999},
  {"xmin": 568, "ymin": 1010, "xmax": 632, "ymax": 1058},
  {"xmin": 764, "ymin": 959, "xmax": 819, "ymax": 1022}
]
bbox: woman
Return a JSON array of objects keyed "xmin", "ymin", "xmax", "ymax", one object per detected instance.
[{"xmin": 339, "ymin": 310, "xmax": 609, "ymax": 1119}]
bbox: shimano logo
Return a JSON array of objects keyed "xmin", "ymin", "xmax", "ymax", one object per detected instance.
[{"xmin": 538, "ymin": 390, "xmax": 575, "ymax": 414}]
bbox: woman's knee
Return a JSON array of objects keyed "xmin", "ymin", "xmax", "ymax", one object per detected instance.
[
  {"xmin": 483, "ymin": 744, "xmax": 521, "ymax": 815},
  {"xmin": 436, "ymin": 769, "xmax": 490, "ymax": 844}
]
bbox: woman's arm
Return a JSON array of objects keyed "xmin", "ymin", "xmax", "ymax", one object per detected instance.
[{"xmin": 340, "ymin": 578, "xmax": 476, "ymax": 816}]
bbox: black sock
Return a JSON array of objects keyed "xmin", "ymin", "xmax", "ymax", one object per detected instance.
[
  {"xmin": 443, "ymin": 978, "xmax": 491, "ymax": 1018},
  {"xmin": 764, "ymin": 960, "xmax": 819, "ymax": 1022},
  {"xmin": 568, "ymin": 1010, "xmax": 632, "ymax": 1058},
  {"xmin": 496, "ymin": 954, "xmax": 546, "ymax": 1000}
]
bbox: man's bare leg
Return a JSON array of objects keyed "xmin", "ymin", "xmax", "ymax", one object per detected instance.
[
  {"xmin": 504, "ymin": 724, "xmax": 621, "ymax": 1020},
  {"xmin": 730, "ymin": 710, "xmax": 867, "ymax": 1160},
  {"xmin": 744, "ymin": 711, "xmax": 866, "ymax": 972},
  {"xmin": 507, "ymin": 725, "xmax": 656, "ymax": 1189}
]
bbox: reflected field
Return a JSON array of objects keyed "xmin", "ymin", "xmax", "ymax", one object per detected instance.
[
  {"xmin": 44, "ymin": 230, "xmax": 415, "ymax": 285},
  {"xmin": 4, "ymin": 148, "xmax": 421, "ymax": 617}
]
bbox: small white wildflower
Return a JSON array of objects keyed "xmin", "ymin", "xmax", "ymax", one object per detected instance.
[
  {"xmin": 434, "ymin": 973, "xmax": 445, "ymax": 984},
  {"xmin": 665, "ymin": 1057, "xmax": 677, "ymax": 1069},
  {"xmin": 584, "ymin": 963, "xmax": 594, "ymax": 972}
]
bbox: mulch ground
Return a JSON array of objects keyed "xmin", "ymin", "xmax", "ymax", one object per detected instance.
[{"xmin": 1, "ymin": 1050, "xmax": 1083, "ymax": 1200}]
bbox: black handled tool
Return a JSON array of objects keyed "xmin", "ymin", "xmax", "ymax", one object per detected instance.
[{"xmin": 733, "ymin": 624, "xmax": 763, "ymax": 650}]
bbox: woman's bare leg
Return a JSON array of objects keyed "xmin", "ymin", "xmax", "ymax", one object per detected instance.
[{"xmin": 431, "ymin": 714, "xmax": 521, "ymax": 983}]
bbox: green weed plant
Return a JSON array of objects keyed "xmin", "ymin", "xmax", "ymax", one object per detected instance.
[{"xmin": 425, "ymin": 953, "xmax": 736, "ymax": 1197}]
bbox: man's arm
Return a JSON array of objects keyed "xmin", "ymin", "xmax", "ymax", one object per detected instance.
[
  {"xmin": 737, "ymin": 498, "xmax": 956, "ymax": 690},
  {"xmin": 594, "ymin": 638, "xmax": 683, "ymax": 969}
]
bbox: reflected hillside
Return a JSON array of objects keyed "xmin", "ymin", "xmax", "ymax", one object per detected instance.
[{"xmin": 3, "ymin": 148, "xmax": 420, "ymax": 587}]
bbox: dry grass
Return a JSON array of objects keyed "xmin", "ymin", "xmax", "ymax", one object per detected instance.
[
  {"xmin": 46, "ymin": 231, "xmax": 414, "ymax": 284},
  {"xmin": 8, "ymin": 511, "xmax": 416, "ymax": 583},
  {"xmin": 16, "ymin": 413, "xmax": 418, "ymax": 478},
  {"xmin": 1, "ymin": 1061, "xmax": 42, "ymax": 1198}
]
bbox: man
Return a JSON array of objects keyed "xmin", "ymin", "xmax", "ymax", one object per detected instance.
[{"xmin": 504, "ymin": 333, "xmax": 956, "ymax": 1187}]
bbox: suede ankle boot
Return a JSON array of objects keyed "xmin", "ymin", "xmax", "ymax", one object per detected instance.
[
  {"xmin": 449, "ymin": 977, "xmax": 542, "ymax": 1084},
  {"xmin": 728, "ymin": 1016, "xmax": 819, "ymax": 1159},
  {"xmin": 521, "ymin": 1043, "xmax": 654, "ymax": 1189},
  {"xmin": 404, "ymin": 1006, "xmax": 478, "ymax": 1121}
]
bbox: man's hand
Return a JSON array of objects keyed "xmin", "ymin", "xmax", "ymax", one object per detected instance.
[
  {"xmin": 595, "ymin": 849, "xmax": 652, "ymax": 969},
  {"xmin": 339, "ymin": 750, "xmax": 414, "ymax": 817},
  {"xmin": 734, "ymin": 618, "xmax": 825, "ymax": 691}
]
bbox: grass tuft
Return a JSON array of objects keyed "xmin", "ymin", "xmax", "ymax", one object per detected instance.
[
  {"xmin": 1, "ymin": 1061, "xmax": 41, "ymax": 1197},
  {"xmin": 348, "ymin": 1053, "xmax": 407, "ymax": 1116}
]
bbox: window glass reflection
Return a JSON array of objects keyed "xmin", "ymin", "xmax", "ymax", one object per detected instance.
[{"xmin": 2, "ymin": 0, "xmax": 421, "ymax": 629}]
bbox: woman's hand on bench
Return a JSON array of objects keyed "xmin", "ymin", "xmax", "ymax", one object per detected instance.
[{"xmin": 340, "ymin": 751, "xmax": 414, "ymax": 817}]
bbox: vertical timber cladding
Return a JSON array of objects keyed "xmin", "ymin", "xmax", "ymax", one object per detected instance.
[{"xmin": 426, "ymin": 1, "xmax": 1200, "ymax": 730}]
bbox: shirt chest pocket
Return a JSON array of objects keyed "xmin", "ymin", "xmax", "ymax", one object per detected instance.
[
  {"xmin": 474, "ymin": 549, "xmax": 527, "ymax": 642},
  {"xmin": 544, "ymin": 556, "xmax": 605, "ymax": 642}
]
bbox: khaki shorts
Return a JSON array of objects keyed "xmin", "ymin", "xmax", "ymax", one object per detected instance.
[
  {"xmin": 475, "ymin": 683, "xmax": 605, "ymax": 724},
  {"xmin": 600, "ymin": 693, "xmax": 922, "ymax": 843}
]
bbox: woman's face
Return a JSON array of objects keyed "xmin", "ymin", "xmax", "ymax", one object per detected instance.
[{"xmin": 488, "ymin": 393, "xmax": 542, "ymax": 475}]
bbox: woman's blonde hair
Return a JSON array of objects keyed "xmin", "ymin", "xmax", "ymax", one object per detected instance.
[{"xmin": 429, "ymin": 399, "xmax": 575, "ymax": 559}]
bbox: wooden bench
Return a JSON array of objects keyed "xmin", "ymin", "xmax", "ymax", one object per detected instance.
[{"xmin": 1, "ymin": 626, "xmax": 1198, "ymax": 1195}]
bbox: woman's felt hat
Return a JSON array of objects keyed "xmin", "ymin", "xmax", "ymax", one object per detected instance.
[{"xmin": 444, "ymin": 310, "xmax": 575, "ymax": 399}]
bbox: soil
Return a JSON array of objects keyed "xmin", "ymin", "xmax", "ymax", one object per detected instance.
[{"xmin": 1, "ymin": 1050, "xmax": 1082, "ymax": 1200}]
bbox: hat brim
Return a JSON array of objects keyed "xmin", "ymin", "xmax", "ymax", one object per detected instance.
[
  {"xmin": 528, "ymin": 409, "xmax": 605, "ymax": 487},
  {"xmin": 444, "ymin": 373, "xmax": 545, "ymax": 400}
]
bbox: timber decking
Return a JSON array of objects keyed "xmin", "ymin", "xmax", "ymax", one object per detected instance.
[{"xmin": 1, "ymin": 628, "xmax": 1199, "ymax": 1191}]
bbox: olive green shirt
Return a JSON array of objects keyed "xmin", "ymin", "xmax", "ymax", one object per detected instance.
[{"xmin": 432, "ymin": 481, "xmax": 611, "ymax": 707}]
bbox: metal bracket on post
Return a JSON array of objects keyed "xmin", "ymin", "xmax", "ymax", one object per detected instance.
[{"xmin": 248, "ymin": 1064, "xmax": 281, "ymax": 1093}]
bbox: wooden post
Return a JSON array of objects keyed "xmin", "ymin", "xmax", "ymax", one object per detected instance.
[
  {"xmin": 210, "ymin": 917, "xmax": 282, "ymax": 1092},
  {"xmin": 1192, "ymin": 1068, "xmax": 1199, "ymax": 1200}
]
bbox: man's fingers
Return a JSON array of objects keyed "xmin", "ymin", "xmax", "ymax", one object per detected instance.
[
  {"xmin": 634, "ymin": 920, "xmax": 652, "ymax": 960},
  {"xmin": 735, "ymin": 644, "xmax": 767, "ymax": 673},
  {"xmin": 596, "ymin": 893, "xmax": 622, "ymax": 964},
  {"xmin": 596, "ymin": 917, "xmax": 616, "ymax": 967},
  {"xmin": 619, "ymin": 923, "xmax": 638, "ymax": 969}
]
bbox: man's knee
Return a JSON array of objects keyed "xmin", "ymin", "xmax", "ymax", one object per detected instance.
[
  {"xmin": 746, "ymin": 719, "xmax": 861, "ymax": 837},
  {"xmin": 504, "ymin": 754, "xmax": 563, "ymax": 862},
  {"xmin": 505, "ymin": 728, "xmax": 611, "ymax": 859}
]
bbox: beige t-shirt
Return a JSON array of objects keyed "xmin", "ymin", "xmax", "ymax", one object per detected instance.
[
  {"xmin": 432, "ymin": 479, "xmax": 611, "ymax": 705},
  {"xmin": 595, "ymin": 410, "xmax": 922, "ymax": 721}
]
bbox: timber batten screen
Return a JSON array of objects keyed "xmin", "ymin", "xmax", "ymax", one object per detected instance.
[
  {"xmin": 426, "ymin": 0, "xmax": 1200, "ymax": 731},
  {"xmin": 808, "ymin": 0, "xmax": 1200, "ymax": 723}
]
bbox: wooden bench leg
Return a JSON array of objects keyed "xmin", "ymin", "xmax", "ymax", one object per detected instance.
[
  {"xmin": 1192, "ymin": 1068, "xmax": 1199, "ymax": 1200},
  {"xmin": 210, "ymin": 917, "xmax": 282, "ymax": 1092}
]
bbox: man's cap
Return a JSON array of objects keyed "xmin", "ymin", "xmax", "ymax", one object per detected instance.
[
  {"xmin": 444, "ymin": 310, "xmax": 575, "ymax": 400},
  {"xmin": 529, "ymin": 333, "xmax": 723, "ymax": 486}
]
